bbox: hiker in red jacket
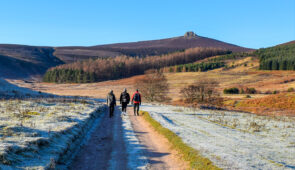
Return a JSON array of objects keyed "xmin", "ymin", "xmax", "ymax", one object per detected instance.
[{"xmin": 131, "ymin": 89, "xmax": 141, "ymax": 116}]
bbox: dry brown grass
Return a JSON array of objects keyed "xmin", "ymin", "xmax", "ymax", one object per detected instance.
[
  {"xmin": 8, "ymin": 57, "xmax": 295, "ymax": 116},
  {"xmin": 230, "ymin": 93, "xmax": 295, "ymax": 116},
  {"xmin": 8, "ymin": 76, "xmax": 144, "ymax": 99}
]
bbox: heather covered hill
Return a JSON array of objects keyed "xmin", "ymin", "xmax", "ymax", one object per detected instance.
[
  {"xmin": 276, "ymin": 40, "xmax": 295, "ymax": 46},
  {"xmin": 93, "ymin": 32, "xmax": 251, "ymax": 51},
  {"xmin": 52, "ymin": 47, "xmax": 121, "ymax": 63},
  {"xmin": 0, "ymin": 32, "xmax": 252, "ymax": 78},
  {"xmin": 55, "ymin": 32, "xmax": 252, "ymax": 61},
  {"xmin": 0, "ymin": 44, "xmax": 64, "ymax": 78}
]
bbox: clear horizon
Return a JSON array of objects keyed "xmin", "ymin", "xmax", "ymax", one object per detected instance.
[{"xmin": 0, "ymin": 0, "xmax": 294, "ymax": 49}]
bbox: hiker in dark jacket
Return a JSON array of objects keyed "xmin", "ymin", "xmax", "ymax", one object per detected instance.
[
  {"xmin": 107, "ymin": 90, "xmax": 116, "ymax": 118},
  {"xmin": 131, "ymin": 89, "xmax": 141, "ymax": 116},
  {"xmin": 120, "ymin": 88, "xmax": 130, "ymax": 115}
]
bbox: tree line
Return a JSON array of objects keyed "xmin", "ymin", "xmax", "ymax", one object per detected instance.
[
  {"xmin": 43, "ymin": 47, "xmax": 230, "ymax": 83},
  {"xmin": 43, "ymin": 69, "xmax": 95, "ymax": 83},
  {"xmin": 256, "ymin": 43, "xmax": 295, "ymax": 70}
]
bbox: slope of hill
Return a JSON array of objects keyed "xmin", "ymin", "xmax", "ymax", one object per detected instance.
[
  {"xmin": 43, "ymin": 47, "xmax": 230, "ymax": 83},
  {"xmin": 0, "ymin": 32, "xmax": 252, "ymax": 78},
  {"xmin": 255, "ymin": 40, "xmax": 295, "ymax": 70},
  {"xmin": 0, "ymin": 44, "xmax": 64, "ymax": 78},
  {"xmin": 0, "ymin": 78, "xmax": 53, "ymax": 98},
  {"xmin": 276, "ymin": 40, "xmax": 295, "ymax": 46},
  {"xmin": 55, "ymin": 32, "xmax": 252, "ymax": 62},
  {"xmin": 94, "ymin": 33, "xmax": 250, "ymax": 51},
  {"xmin": 53, "ymin": 47, "xmax": 121, "ymax": 63}
]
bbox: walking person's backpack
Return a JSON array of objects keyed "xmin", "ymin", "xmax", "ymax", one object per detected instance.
[
  {"xmin": 133, "ymin": 93, "xmax": 140, "ymax": 102},
  {"xmin": 121, "ymin": 92, "xmax": 129, "ymax": 103},
  {"xmin": 109, "ymin": 94, "xmax": 116, "ymax": 105}
]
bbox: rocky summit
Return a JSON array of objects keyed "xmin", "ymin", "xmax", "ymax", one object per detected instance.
[{"xmin": 184, "ymin": 31, "xmax": 197, "ymax": 38}]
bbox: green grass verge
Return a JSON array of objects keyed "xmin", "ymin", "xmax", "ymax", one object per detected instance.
[{"xmin": 140, "ymin": 111, "xmax": 221, "ymax": 170}]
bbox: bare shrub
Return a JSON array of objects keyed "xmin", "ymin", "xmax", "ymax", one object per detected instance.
[
  {"xmin": 287, "ymin": 87, "xmax": 294, "ymax": 92},
  {"xmin": 181, "ymin": 78, "xmax": 221, "ymax": 105},
  {"xmin": 135, "ymin": 70, "xmax": 170, "ymax": 102},
  {"xmin": 245, "ymin": 88, "xmax": 257, "ymax": 94},
  {"xmin": 245, "ymin": 95, "xmax": 251, "ymax": 98},
  {"xmin": 273, "ymin": 90, "xmax": 279, "ymax": 94},
  {"xmin": 249, "ymin": 121, "xmax": 265, "ymax": 132},
  {"xmin": 181, "ymin": 85, "xmax": 200, "ymax": 103}
]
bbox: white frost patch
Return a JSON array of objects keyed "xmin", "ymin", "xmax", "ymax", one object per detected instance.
[
  {"xmin": 0, "ymin": 98, "xmax": 105, "ymax": 169},
  {"xmin": 0, "ymin": 78, "xmax": 52, "ymax": 98},
  {"xmin": 122, "ymin": 114, "xmax": 148, "ymax": 169},
  {"xmin": 141, "ymin": 104, "xmax": 295, "ymax": 170}
]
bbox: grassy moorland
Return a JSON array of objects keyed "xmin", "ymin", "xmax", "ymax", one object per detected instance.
[
  {"xmin": 140, "ymin": 110, "xmax": 220, "ymax": 170},
  {"xmin": 10, "ymin": 42, "xmax": 295, "ymax": 116},
  {"xmin": 140, "ymin": 104, "xmax": 295, "ymax": 169},
  {"xmin": 164, "ymin": 56, "xmax": 295, "ymax": 116},
  {"xmin": 10, "ymin": 55, "xmax": 295, "ymax": 116}
]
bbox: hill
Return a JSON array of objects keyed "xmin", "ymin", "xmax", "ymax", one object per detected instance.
[
  {"xmin": 0, "ymin": 44, "xmax": 64, "ymax": 78},
  {"xmin": 43, "ymin": 38, "xmax": 295, "ymax": 83},
  {"xmin": 255, "ymin": 40, "xmax": 295, "ymax": 70},
  {"xmin": 0, "ymin": 78, "xmax": 53, "ymax": 98},
  {"xmin": 276, "ymin": 40, "xmax": 295, "ymax": 46},
  {"xmin": 93, "ymin": 32, "xmax": 250, "ymax": 51},
  {"xmin": 0, "ymin": 32, "xmax": 253, "ymax": 78},
  {"xmin": 55, "ymin": 32, "xmax": 252, "ymax": 62},
  {"xmin": 43, "ymin": 47, "xmax": 230, "ymax": 83}
]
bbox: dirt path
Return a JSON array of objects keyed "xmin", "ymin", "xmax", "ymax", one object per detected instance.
[
  {"xmin": 69, "ymin": 106, "xmax": 188, "ymax": 170},
  {"xmin": 69, "ymin": 107, "xmax": 128, "ymax": 170},
  {"xmin": 128, "ymin": 108, "xmax": 189, "ymax": 170}
]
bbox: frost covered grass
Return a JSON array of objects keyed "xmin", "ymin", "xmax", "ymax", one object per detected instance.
[
  {"xmin": 140, "ymin": 110, "xmax": 219, "ymax": 170},
  {"xmin": 0, "ymin": 98, "xmax": 105, "ymax": 169},
  {"xmin": 121, "ymin": 114, "xmax": 148, "ymax": 169},
  {"xmin": 141, "ymin": 104, "xmax": 295, "ymax": 170},
  {"xmin": 0, "ymin": 78, "xmax": 53, "ymax": 99}
]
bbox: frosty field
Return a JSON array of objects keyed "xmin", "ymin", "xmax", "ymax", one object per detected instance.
[
  {"xmin": 0, "ymin": 98, "xmax": 105, "ymax": 169},
  {"xmin": 141, "ymin": 104, "xmax": 295, "ymax": 170}
]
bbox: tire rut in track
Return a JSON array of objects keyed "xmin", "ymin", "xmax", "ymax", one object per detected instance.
[{"xmin": 69, "ymin": 107, "xmax": 127, "ymax": 170}]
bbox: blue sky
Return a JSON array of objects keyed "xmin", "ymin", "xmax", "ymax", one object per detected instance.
[{"xmin": 0, "ymin": 0, "xmax": 294, "ymax": 49}]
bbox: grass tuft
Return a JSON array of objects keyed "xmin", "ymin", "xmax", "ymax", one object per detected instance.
[{"xmin": 140, "ymin": 111, "xmax": 220, "ymax": 170}]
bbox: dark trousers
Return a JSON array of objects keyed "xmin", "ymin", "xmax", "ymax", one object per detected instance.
[
  {"xmin": 121, "ymin": 102, "xmax": 128, "ymax": 112},
  {"xmin": 134, "ymin": 103, "xmax": 140, "ymax": 116},
  {"xmin": 109, "ymin": 105, "xmax": 115, "ymax": 118}
]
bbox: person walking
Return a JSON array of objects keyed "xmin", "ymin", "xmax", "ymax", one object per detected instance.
[
  {"xmin": 106, "ymin": 90, "xmax": 116, "ymax": 118},
  {"xmin": 120, "ymin": 88, "xmax": 130, "ymax": 115},
  {"xmin": 131, "ymin": 89, "xmax": 141, "ymax": 116}
]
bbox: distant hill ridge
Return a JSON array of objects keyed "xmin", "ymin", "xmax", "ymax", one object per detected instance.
[
  {"xmin": 89, "ymin": 32, "xmax": 250, "ymax": 51},
  {"xmin": 55, "ymin": 32, "xmax": 252, "ymax": 62},
  {"xmin": 0, "ymin": 32, "xmax": 253, "ymax": 78}
]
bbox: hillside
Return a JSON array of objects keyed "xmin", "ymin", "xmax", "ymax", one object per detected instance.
[
  {"xmin": 55, "ymin": 32, "xmax": 252, "ymax": 62},
  {"xmin": 94, "ymin": 32, "xmax": 250, "ymax": 51},
  {"xmin": 17, "ymin": 47, "xmax": 295, "ymax": 116},
  {"xmin": 0, "ymin": 32, "xmax": 252, "ymax": 78},
  {"xmin": 0, "ymin": 44, "xmax": 64, "ymax": 78},
  {"xmin": 276, "ymin": 40, "xmax": 295, "ymax": 46},
  {"xmin": 13, "ymin": 55, "xmax": 295, "ymax": 117},
  {"xmin": 43, "ymin": 47, "xmax": 230, "ymax": 83},
  {"xmin": 42, "ymin": 39, "xmax": 295, "ymax": 84},
  {"xmin": 0, "ymin": 78, "xmax": 42, "ymax": 97},
  {"xmin": 255, "ymin": 40, "xmax": 295, "ymax": 70}
]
